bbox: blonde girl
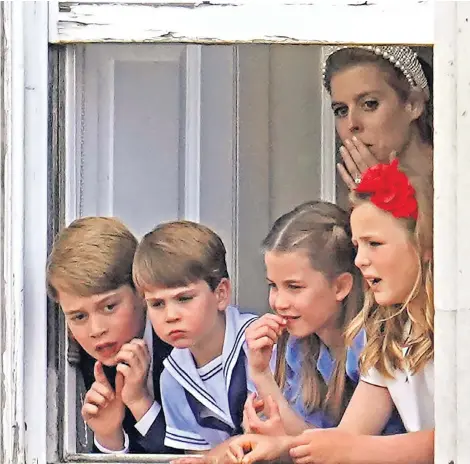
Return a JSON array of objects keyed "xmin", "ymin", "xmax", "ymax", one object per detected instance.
[
  {"xmin": 228, "ymin": 160, "xmax": 434, "ymax": 464},
  {"xmin": 243, "ymin": 201, "xmax": 403, "ymax": 437}
]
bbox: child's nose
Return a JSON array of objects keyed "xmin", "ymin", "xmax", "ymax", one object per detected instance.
[
  {"xmin": 165, "ymin": 303, "xmax": 181, "ymax": 321},
  {"xmin": 90, "ymin": 317, "xmax": 107, "ymax": 338},
  {"xmin": 354, "ymin": 247, "xmax": 369, "ymax": 269},
  {"xmin": 272, "ymin": 292, "xmax": 290, "ymax": 312}
]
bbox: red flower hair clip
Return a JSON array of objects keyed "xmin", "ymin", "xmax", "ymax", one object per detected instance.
[{"xmin": 356, "ymin": 159, "xmax": 418, "ymax": 220}]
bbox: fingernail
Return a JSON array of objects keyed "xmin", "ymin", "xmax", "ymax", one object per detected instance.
[
  {"xmin": 345, "ymin": 139, "xmax": 352, "ymax": 146},
  {"xmin": 352, "ymin": 136, "xmax": 358, "ymax": 142}
]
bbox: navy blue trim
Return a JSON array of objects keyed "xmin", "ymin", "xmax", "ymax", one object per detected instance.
[
  {"xmin": 167, "ymin": 355, "xmax": 221, "ymax": 411},
  {"xmin": 200, "ymin": 365, "xmax": 223, "ymax": 381},
  {"xmin": 223, "ymin": 316, "xmax": 257, "ymax": 379},
  {"xmin": 166, "ymin": 431, "xmax": 209, "ymax": 445}
]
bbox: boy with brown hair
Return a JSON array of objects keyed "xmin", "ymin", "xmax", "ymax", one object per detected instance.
[
  {"xmin": 46, "ymin": 217, "xmax": 177, "ymax": 454},
  {"xmin": 133, "ymin": 220, "xmax": 258, "ymax": 452}
]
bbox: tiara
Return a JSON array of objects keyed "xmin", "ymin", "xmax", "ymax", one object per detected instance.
[
  {"xmin": 355, "ymin": 159, "xmax": 418, "ymax": 221},
  {"xmin": 322, "ymin": 45, "xmax": 429, "ymax": 97}
]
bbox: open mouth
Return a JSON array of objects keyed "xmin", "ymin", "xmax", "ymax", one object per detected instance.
[
  {"xmin": 368, "ymin": 277, "xmax": 382, "ymax": 288},
  {"xmin": 95, "ymin": 342, "xmax": 118, "ymax": 358}
]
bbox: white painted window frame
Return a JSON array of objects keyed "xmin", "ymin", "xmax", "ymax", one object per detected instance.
[{"xmin": 4, "ymin": 0, "xmax": 468, "ymax": 463}]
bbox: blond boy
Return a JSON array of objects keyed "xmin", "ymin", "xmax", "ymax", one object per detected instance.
[{"xmin": 47, "ymin": 217, "xmax": 177, "ymax": 454}]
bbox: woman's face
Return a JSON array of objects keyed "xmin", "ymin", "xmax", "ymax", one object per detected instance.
[{"xmin": 330, "ymin": 63, "xmax": 422, "ymax": 162}]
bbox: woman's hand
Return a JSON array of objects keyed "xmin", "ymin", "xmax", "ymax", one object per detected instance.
[
  {"xmin": 246, "ymin": 313, "xmax": 285, "ymax": 378},
  {"xmin": 337, "ymin": 137, "xmax": 396, "ymax": 190},
  {"xmin": 243, "ymin": 393, "xmax": 287, "ymax": 436}
]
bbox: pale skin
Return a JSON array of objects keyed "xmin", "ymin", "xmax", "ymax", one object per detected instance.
[
  {"xmin": 242, "ymin": 251, "xmax": 352, "ymax": 437},
  {"xmin": 145, "ymin": 278, "xmax": 231, "ymax": 454},
  {"xmin": 59, "ymin": 284, "xmax": 155, "ymax": 450},
  {"xmin": 214, "ymin": 202, "xmax": 435, "ymax": 464},
  {"xmin": 329, "ymin": 63, "xmax": 432, "ymax": 190},
  {"xmin": 243, "ymin": 314, "xmax": 307, "ymax": 437}
]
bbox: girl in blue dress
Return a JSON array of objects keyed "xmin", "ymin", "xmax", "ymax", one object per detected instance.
[{"xmin": 243, "ymin": 201, "xmax": 403, "ymax": 436}]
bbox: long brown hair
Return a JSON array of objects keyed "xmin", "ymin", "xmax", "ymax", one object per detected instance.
[
  {"xmin": 346, "ymin": 168, "xmax": 434, "ymax": 378},
  {"xmin": 263, "ymin": 201, "xmax": 363, "ymax": 422}
]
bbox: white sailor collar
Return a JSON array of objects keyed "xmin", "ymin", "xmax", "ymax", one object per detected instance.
[{"xmin": 163, "ymin": 306, "xmax": 257, "ymax": 424}]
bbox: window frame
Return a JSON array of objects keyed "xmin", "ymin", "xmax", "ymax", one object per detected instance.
[{"xmin": 4, "ymin": 1, "xmax": 463, "ymax": 463}]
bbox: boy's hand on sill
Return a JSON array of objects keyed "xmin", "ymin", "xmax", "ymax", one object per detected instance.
[
  {"xmin": 82, "ymin": 361, "xmax": 125, "ymax": 444},
  {"xmin": 115, "ymin": 338, "xmax": 152, "ymax": 416}
]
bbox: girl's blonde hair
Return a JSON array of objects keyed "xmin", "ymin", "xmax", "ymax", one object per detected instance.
[
  {"xmin": 263, "ymin": 201, "xmax": 363, "ymax": 423},
  {"xmin": 346, "ymin": 168, "xmax": 434, "ymax": 378}
]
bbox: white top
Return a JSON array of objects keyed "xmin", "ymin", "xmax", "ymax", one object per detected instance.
[
  {"xmin": 161, "ymin": 305, "xmax": 258, "ymax": 451},
  {"xmin": 197, "ymin": 355, "xmax": 232, "ymax": 421},
  {"xmin": 361, "ymin": 354, "xmax": 434, "ymax": 432},
  {"xmin": 95, "ymin": 316, "xmax": 162, "ymax": 453}
]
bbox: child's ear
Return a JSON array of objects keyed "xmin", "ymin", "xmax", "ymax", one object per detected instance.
[
  {"xmin": 406, "ymin": 90, "xmax": 425, "ymax": 122},
  {"xmin": 215, "ymin": 278, "xmax": 231, "ymax": 310},
  {"xmin": 423, "ymin": 248, "xmax": 433, "ymax": 263},
  {"xmin": 333, "ymin": 272, "xmax": 353, "ymax": 303}
]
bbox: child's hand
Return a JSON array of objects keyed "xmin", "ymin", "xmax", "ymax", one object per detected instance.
[
  {"xmin": 245, "ymin": 314, "xmax": 285, "ymax": 377},
  {"xmin": 226, "ymin": 434, "xmax": 292, "ymax": 464},
  {"xmin": 243, "ymin": 393, "xmax": 286, "ymax": 436},
  {"xmin": 115, "ymin": 338, "xmax": 153, "ymax": 419},
  {"xmin": 82, "ymin": 361, "xmax": 125, "ymax": 450},
  {"xmin": 289, "ymin": 428, "xmax": 353, "ymax": 464}
]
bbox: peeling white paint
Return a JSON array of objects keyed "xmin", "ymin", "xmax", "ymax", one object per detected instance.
[
  {"xmin": 1, "ymin": 2, "xmax": 49, "ymax": 464},
  {"xmin": 50, "ymin": 1, "xmax": 433, "ymax": 44},
  {"xmin": 1, "ymin": 2, "xmax": 26, "ymax": 463}
]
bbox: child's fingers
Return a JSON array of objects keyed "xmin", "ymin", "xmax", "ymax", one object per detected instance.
[
  {"xmin": 291, "ymin": 455, "xmax": 312, "ymax": 464},
  {"xmin": 247, "ymin": 324, "xmax": 280, "ymax": 345},
  {"xmin": 89, "ymin": 380, "xmax": 115, "ymax": 402},
  {"xmin": 85, "ymin": 387, "xmax": 111, "ymax": 408},
  {"xmin": 248, "ymin": 314, "xmax": 286, "ymax": 334},
  {"xmin": 257, "ymin": 315, "xmax": 287, "ymax": 333},
  {"xmin": 246, "ymin": 336, "xmax": 275, "ymax": 353},
  {"xmin": 245, "ymin": 392, "xmax": 264, "ymax": 414},
  {"xmin": 241, "ymin": 447, "xmax": 265, "ymax": 464},
  {"xmin": 81, "ymin": 402, "xmax": 99, "ymax": 420},
  {"xmin": 253, "ymin": 398, "xmax": 265, "ymax": 413},
  {"xmin": 244, "ymin": 398, "xmax": 265, "ymax": 433},
  {"xmin": 115, "ymin": 371, "xmax": 125, "ymax": 399},
  {"xmin": 289, "ymin": 444, "xmax": 310, "ymax": 460},
  {"xmin": 115, "ymin": 347, "xmax": 142, "ymax": 372},
  {"xmin": 93, "ymin": 361, "xmax": 112, "ymax": 389},
  {"xmin": 117, "ymin": 339, "xmax": 150, "ymax": 372},
  {"xmin": 116, "ymin": 362, "xmax": 132, "ymax": 380},
  {"xmin": 264, "ymin": 395, "xmax": 280, "ymax": 419},
  {"xmin": 130, "ymin": 338, "xmax": 151, "ymax": 365},
  {"xmin": 242, "ymin": 407, "xmax": 251, "ymax": 434},
  {"xmin": 227, "ymin": 442, "xmax": 246, "ymax": 463}
]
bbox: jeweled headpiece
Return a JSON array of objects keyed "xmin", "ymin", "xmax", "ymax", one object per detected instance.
[
  {"xmin": 356, "ymin": 159, "xmax": 418, "ymax": 221},
  {"xmin": 322, "ymin": 45, "xmax": 429, "ymax": 98}
]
